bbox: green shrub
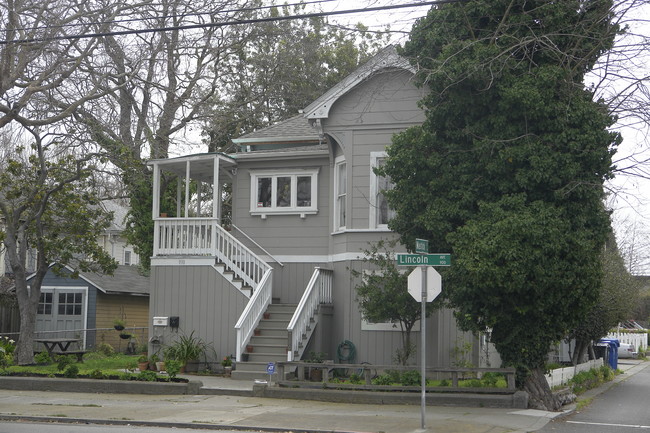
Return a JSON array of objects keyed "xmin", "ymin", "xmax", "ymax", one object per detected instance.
[
  {"xmin": 63, "ymin": 364, "xmax": 79, "ymax": 378},
  {"xmin": 481, "ymin": 372, "xmax": 503, "ymax": 387},
  {"xmin": 165, "ymin": 359, "xmax": 182, "ymax": 379},
  {"xmin": 400, "ymin": 370, "xmax": 421, "ymax": 386},
  {"xmin": 136, "ymin": 370, "xmax": 158, "ymax": 382},
  {"xmin": 372, "ymin": 373, "xmax": 394, "ymax": 386},
  {"xmin": 89, "ymin": 369, "xmax": 106, "ymax": 379},
  {"xmin": 463, "ymin": 378, "xmax": 482, "ymax": 388},
  {"xmin": 439, "ymin": 379, "xmax": 450, "ymax": 387},
  {"xmin": 57, "ymin": 355, "xmax": 75, "ymax": 372},
  {"xmin": 34, "ymin": 352, "xmax": 52, "ymax": 365},
  {"xmin": 95, "ymin": 343, "xmax": 115, "ymax": 357},
  {"xmin": 349, "ymin": 373, "xmax": 363, "ymax": 384}
]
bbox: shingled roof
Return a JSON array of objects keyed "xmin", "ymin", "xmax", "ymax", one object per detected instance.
[
  {"xmin": 232, "ymin": 115, "xmax": 319, "ymax": 144},
  {"xmin": 80, "ymin": 265, "xmax": 149, "ymax": 296}
]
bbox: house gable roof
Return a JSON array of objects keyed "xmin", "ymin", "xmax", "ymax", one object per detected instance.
[
  {"xmin": 232, "ymin": 115, "xmax": 320, "ymax": 145},
  {"xmin": 303, "ymin": 45, "xmax": 414, "ymax": 120}
]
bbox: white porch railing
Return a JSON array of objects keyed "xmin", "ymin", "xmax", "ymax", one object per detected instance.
[
  {"xmin": 286, "ymin": 267, "xmax": 333, "ymax": 361},
  {"xmin": 234, "ymin": 269, "xmax": 273, "ymax": 362},
  {"xmin": 155, "ymin": 218, "xmax": 271, "ymax": 288}
]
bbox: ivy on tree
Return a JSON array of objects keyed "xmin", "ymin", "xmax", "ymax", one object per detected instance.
[{"xmin": 382, "ymin": 0, "xmax": 621, "ymax": 410}]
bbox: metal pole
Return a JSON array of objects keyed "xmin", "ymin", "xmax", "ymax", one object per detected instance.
[{"xmin": 421, "ymin": 265, "xmax": 427, "ymax": 429}]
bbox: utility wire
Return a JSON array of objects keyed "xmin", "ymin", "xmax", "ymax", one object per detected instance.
[
  {"xmin": 1, "ymin": 1, "xmax": 459, "ymax": 45},
  {"xmin": 9, "ymin": 0, "xmax": 339, "ymax": 33}
]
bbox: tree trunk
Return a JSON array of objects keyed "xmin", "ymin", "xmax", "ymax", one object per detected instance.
[
  {"xmin": 523, "ymin": 368, "xmax": 561, "ymax": 411},
  {"xmin": 16, "ymin": 298, "xmax": 37, "ymax": 365}
]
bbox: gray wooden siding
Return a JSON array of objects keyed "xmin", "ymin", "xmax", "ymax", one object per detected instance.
[
  {"xmin": 326, "ymin": 69, "xmax": 426, "ymax": 128},
  {"xmin": 231, "ymin": 157, "xmax": 331, "ymax": 257},
  {"xmin": 149, "ymin": 265, "xmax": 248, "ymax": 361},
  {"xmin": 324, "ymin": 260, "xmax": 475, "ymax": 368},
  {"xmin": 270, "ymin": 262, "xmax": 328, "ymax": 304}
]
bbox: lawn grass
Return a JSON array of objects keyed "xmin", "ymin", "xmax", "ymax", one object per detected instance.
[{"xmin": 6, "ymin": 352, "xmax": 140, "ymax": 376}]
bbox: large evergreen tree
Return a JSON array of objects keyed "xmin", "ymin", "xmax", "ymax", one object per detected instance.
[{"xmin": 383, "ymin": 0, "xmax": 621, "ymax": 410}]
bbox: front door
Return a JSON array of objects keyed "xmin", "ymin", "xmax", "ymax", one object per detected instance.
[{"xmin": 35, "ymin": 287, "xmax": 88, "ymax": 348}]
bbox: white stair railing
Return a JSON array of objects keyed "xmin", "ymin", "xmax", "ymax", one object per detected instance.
[
  {"xmin": 286, "ymin": 267, "xmax": 333, "ymax": 361},
  {"xmin": 234, "ymin": 269, "xmax": 273, "ymax": 362},
  {"xmin": 155, "ymin": 218, "xmax": 271, "ymax": 288}
]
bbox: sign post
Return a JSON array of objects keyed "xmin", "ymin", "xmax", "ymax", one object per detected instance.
[{"xmin": 400, "ymin": 241, "xmax": 449, "ymax": 430}]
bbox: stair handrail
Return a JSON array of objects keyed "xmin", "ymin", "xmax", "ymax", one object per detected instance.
[
  {"xmin": 234, "ymin": 268, "xmax": 273, "ymax": 362},
  {"xmin": 213, "ymin": 223, "xmax": 272, "ymax": 288},
  {"xmin": 286, "ymin": 267, "xmax": 333, "ymax": 361},
  {"xmin": 231, "ymin": 224, "xmax": 284, "ymax": 267}
]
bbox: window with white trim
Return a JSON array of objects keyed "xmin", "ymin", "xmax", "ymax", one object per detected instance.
[
  {"xmin": 370, "ymin": 152, "xmax": 395, "ymax": 229},
  {"xmin": 334, "ymin": 157, "xmax": 347, "ymax": 230},
  {"xmin": 250, "ymin": 169, "xmax": 318, "ymax": 216},
  {"xmin": 124, "ymin": 250, "xmax": 132, "ymax": 266}
]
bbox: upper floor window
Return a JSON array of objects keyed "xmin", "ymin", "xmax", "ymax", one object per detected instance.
[
  {"xmin": 334, "ymin": 157, "xmax": 347, "ymax": 230},
  {"xmin": 370, "ymin": 152, "xmax": 395, "ymax": 229},
  {"xmin": 250, "ymin": 169, "xmax": 319, "ymax": 216}
]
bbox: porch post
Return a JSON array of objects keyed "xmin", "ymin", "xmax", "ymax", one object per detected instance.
[
  {"xmin": 176, "ymin": 178, "xmax": 182, "ymax": 217},
  {"xmin": 184, "ymin": 160, "xmax": 191, "ymax": 217},
  {"xmin": 151, "ymin": 162, "xmax": 160, "ymax": 219},
  {"xmin": 213, "ymin": 156, "xmax": 220, "ymax": 222}
]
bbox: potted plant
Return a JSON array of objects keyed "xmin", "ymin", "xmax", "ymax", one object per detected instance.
[
  {"xmin": 221, "ymin": 355, "xmax": 233, "ymax": 376},
  {"xmin": 163, "ymin": 331, "xmax": 208, "ymax": 372},
  {"xmin": 113, "ymin": 318, "xmax": 126, "ymax": 331},
  {"xmin": 306, "ymin": 351, "xmax": 326, "ymax": 382},
  {"xmin": 137, "ymin": 355, "xmax": 149, "ymax": 371},
  {"xmin": 119, "ymin": 332, "xmax": 132, "ymax": 340},
  {"xmin": 149, "ymin": 354, "xmax": 160, "ymax": 371}
]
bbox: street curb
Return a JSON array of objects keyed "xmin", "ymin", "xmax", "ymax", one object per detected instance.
[{"xmin": 0, "ymin": 414, "xmax": 362, "ymax": 433}]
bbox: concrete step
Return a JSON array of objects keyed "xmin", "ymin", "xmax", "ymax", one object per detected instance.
[
  {"xmin": 266, "ymin": 304, "xmax": 297, "ymax": 314},
  {"xmin": 247, "ymin": 344, "xmax": 287, "ymax": 355},
  {"xmin": 244, "ymin": 353, "xmax": 287, "ymax": 363},
  {"xmin": 249, "ymin": 334, "xmax": 286, "ymax": 342}
]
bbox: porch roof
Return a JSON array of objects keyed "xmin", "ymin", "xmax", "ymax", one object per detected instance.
[{"xmin": 147, "ymin": 152, "xmax": 237, "ymax": 183}]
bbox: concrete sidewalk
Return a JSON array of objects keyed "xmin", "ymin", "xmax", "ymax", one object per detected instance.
[{"xmin": 0, "ymin": 360, "xmax": 645, "ymax": 433}]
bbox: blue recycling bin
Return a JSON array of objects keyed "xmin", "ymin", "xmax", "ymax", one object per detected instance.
[{"xmin": 598, "ymin": 338, "xmax": 620, "ymax": 370}]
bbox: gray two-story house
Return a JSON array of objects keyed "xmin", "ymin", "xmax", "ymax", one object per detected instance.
[{"xmin": 147, "ymin": 47, "xmax": 477, "ymax": 377}]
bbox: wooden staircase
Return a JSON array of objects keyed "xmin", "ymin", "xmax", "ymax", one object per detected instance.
[{"xmin": 231, "ymin": 303, "xmax": 297, "ymax": 380}]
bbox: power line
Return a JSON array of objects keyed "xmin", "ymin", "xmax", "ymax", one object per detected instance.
[
  {"xmin": 9, "ymin": 0, "xmax": 339, "ymax": 33},
  {"xmin": 1, "ymin": 1, "xmax": 458, "ymax": 45}
]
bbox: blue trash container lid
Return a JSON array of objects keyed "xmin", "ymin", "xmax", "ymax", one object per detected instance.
[{"xmin": 599, "ymin": 338, "xmax": 620, "ymax": 347}]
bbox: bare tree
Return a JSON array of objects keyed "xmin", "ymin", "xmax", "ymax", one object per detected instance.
[{"xmin": 0, "ymin": 0, "xmax": 120, "ymax": 130}]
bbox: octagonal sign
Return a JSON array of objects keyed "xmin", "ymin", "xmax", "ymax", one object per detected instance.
[{"xmin": 407, "ymin": 266, "xmax": 441, "ymax": 302}]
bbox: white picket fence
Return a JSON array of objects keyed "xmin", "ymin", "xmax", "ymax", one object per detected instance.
[
  {"xmin": 545, "ymin": 359, "xmax": 602, "ymax": 388},
  {"xmin": 606, "ymin": 332, "xmax": 648, "ymax": 351}
]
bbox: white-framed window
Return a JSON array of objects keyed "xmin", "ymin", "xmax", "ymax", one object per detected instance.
[
  {"xmin": 334, "ymin": 156, "xmax": 347, "ymax": 230},
  {"xmin": 124, "ymin": 250, "xmax": 132, "ymax": 266},
  {"xmin": 249, "ymin": 169, "xmax": 319, "ymax": 216},
  {"xmin": 369, "ymin": 152, "xmax": 395, "ymax": 229}
]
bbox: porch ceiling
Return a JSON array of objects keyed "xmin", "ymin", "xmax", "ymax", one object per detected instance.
[{"xmin": 149, "ymin": 153, "xmax": 237, "ymax": 183}]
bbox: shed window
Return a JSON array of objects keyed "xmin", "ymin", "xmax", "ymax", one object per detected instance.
[
  {"xmin": 38, "ymin": 293, "xmax": 53, "ymax": 315},
  {"xmin": 250, "ymin": 169, "xmax": 318, "ymax": 216},
  {"xmin": 58, "ymin": 292, "xmax": 82, "ymax": 316}
]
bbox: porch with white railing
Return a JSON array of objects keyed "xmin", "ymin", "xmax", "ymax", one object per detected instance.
[
  {"xmin": 287, "ymin": 267, "xmax": 333, "ymax": 361},
  {"xmin": 154, "ymin": 217, "xmax": 270, "ymax": 289}
]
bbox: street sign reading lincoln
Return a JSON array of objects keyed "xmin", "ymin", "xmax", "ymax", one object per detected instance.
[{"xmin": 397, "ymin": 253, "xmax": 451, "ymax": 266}]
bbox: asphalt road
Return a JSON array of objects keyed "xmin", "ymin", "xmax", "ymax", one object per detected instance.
[
  {"xmin": 0, "ymin": 421, "xmax": 266, "ymax": 433},
  {"xmin": 539, "ymin": 361, "xmax": 650, "ymax": 432}
]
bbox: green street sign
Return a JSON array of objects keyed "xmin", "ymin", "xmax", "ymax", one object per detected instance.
[
  {"xmin": 397, "ymin": 253, "xmax": 451, "ymax": 266},
  {"xmin": 415, "ymin": 238, "xmax": 429, "ymax": 254}
]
